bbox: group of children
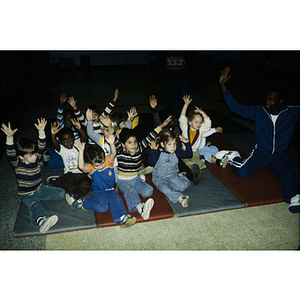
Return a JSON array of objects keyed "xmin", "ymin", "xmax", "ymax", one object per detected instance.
[{"xmin": 7, "ymin": 69, "xmax": 281, "ymax": 234}]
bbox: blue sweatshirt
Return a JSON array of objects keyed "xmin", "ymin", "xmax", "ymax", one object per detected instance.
[{"xmin": 223, "ymin": 90, "xmax": 299, "ymax": 155}]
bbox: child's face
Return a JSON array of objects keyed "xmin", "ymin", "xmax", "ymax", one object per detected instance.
[
  {"xmin": 167, "ymin": 115, "xmax": 178, "ymax": 129},
  {"xmin": 119, "ymin": 121, "xmax": 126, "ymax": 130},
  {"xmin": 102, "ymin": 127, "xmax": 110, "ymax": 138},
  {"xmin": 59, "ymin": 132, "xmax": 75, "ymax": 149},
  {"xmin": 92, "ymin": 160, "xmax": 105, "ymax": 170},
  {"xmin": 20, "ymin": 152, "xmax": 38, "ymax": 164},
  {"xmin": 64, "ymin": 112, "xmax": 74, "ymax": 128},
  {"xmin": 188, "ymin": 114, "xmax": 203, "ymax": 131},
  {"xmin": 123, "ymin": 136, "xmax": 137, "ymax": 154},
  {"xmin": 92, "ymin": 112, "xmax": 100, "ymax": 123},
  {"xmin": 162, "ymin": 139, "xmax": 177, "ymax": 154}
]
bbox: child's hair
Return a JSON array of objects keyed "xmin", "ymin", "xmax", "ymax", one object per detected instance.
[
  {"xmin": 119, "ymin": 128, "xmax": 137, "ymax": 144},
  {"xmin": 187, "ymin": 107, "xmax": 203, "ymax": 123},
  {"xmin": 88, "ymin": 104, "xmax": 100, "ymax": 115},
  {"xmin": 159, "ymin": 130, "xmax": 177, "ymax": 146},
  {"xmin": 111, "ymin": 112, "xmax": 127, "ymax": 129},
  {"xmin": 56, "ymin": 127, "xmax": 74, "ymax": 141},
  {"xmin": 159, "ymin": 108, "xmax": 175, "ymax": 122},
  {"xmin": 85, "ymin": 144, "xmax": 105, "ymax": 164},
  {"xmin": 63, "ymin": 108, "xmax": 75, "ymax": 119},
  {"xmin": 16, "ymin": 137, "xmax": 37, "ymax": 156}
]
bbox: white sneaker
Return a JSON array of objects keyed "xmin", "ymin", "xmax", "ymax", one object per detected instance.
[
  {"xmin": 220, "ymin": 155, "xmax": 229, "ymax": 168},
  {"xmin": 138, "ymin": 198, "xmax": 154, "ymax": 220},
  {"xmin": 139, "ymin": 166, "xmax": 153, "ymax": 175},
  {"xmin": 178, "ymin": 195, "xmax": 189, "ymax": 208},
  {"xmin": 215, "ymin": 150, "xmax": 241, "ymax": 162},
  {"xmin": 289, "ymin": 194, "xmax": 300, "ymax": 213},
  {"xmin": 65, "ymin": 193, "xmax": 76, "ymax": 205},
  {"xmin": 39, "ymin": 215, "xmax": 58, "ymax": 233},
  {"xmin": 139, "ymin": 174, "xmax": 146, "ymax": 182}
]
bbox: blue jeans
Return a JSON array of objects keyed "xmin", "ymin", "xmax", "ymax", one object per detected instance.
[
  {"xmin": 83, "ymin": 189, "xmax": 127, "ymax": 224},
  {"xmin": 117, "ymin": 176, "xmax": 153, "ymax": 212},
  {"xmin": 21, "ymin": 184, "xmax": 65, "ymax": 224},
  {"xmin": 199, "ymin": 145, "xmax": 219, "ymax": 163}
]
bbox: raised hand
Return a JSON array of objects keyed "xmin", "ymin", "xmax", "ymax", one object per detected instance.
[
  {"xmin": 60, "ymin": 93, "xmax": 67, "ymax": 104},
  {"xmin": 1, "ymin": 122, "xmax": 18, "ymax": 137},
  {"xmin": 179, "ymin": 135, "xmax": 189, "ymax": 143},
  {"xmin": 68, "ymin": 96, "xmax": 77, "ymax": 109},
  {"xmin": 71, "ymin": 118, "xmax": 81, "ymax": 130},
  {"xmin": 74, "ymin": 139, "xmax": 85, "ymax": 152},
  {"xmin": 149, "ymin": 95, "xmax": 158, "ymax": 110},
  {"xmin": 127, "ymin": 106, "xmax": 138, "ymax": 122},
  {"xmin": 215, "ymin": 127, "xmax": 223, "ymax": 134},
  {"xmin": 34, "ymin": 118, "xmax": 47, "ymax": 132},
  {"xmin": 182, "ymin": 94, "xmax": 192, "ymax": 106},
  {"xmin": 100, "ymin": 115, "xmax": 111, "ymax": 128},
  {"xmin": 220, "ymin": 67, "xmax": 231, "ymax": 85},
  {"xmin": 114, "ymin": 88, "xmax": 119, "ymax": 101},
  {"xmin": 161, "ymin": 115, "xmax": 172, "ymax": 128},
  {"xmin": 86, "ymin": 108, "xmax": 93, "ymax": 122},
  {"xmin": 51, "ymin": 122, "xmax": 61, "ymax": 136},
  {"xmin": 149, "ymin": 140, "xmax": 159, "ymax": 150},
  {"xmin": 105, "ymin": 133, "xmax": 115, "ymax": 145}
]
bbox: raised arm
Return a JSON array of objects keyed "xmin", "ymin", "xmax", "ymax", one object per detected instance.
[
  {"xmin": 106, "ymin": 133, "xmax": 116, "ymax": 161},
  {"xmin": 71, "ymin": 118, "xmax": 87, "ymax": 143},
  {"xmin": 102, "ymin": 88, "xmax": 119, "ymax": 116},
  {"xmin": 74, "ymin": 140, "xmax": 89, "ymax": 172},
  {"xmin": 180, "ymin": 95, "xmax": 192, "ymax": 117},
  {"xmin": 50, "ymin": 122, "xmax": 62, "ymax": 151},
  {"xmin": 219, "ymin": 67, "xmax": 231, "ymax": 92}
]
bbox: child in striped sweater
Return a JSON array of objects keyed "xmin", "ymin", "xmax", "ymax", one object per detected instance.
[{"xmin": 1, "ymin": 119, "xmax": 65, "ymax": 234}]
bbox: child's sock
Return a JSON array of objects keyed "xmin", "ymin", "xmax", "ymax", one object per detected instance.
[{"xmin": 216, "ymin": 159, "xmax": 221, "ymax": 166}]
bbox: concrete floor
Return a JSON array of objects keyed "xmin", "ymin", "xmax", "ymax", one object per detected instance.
[{"xmin": 0, "ymin": 62, "xmax": 299, "ymax": 251}]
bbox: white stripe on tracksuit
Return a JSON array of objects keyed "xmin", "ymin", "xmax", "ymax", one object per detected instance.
[{"xmin": 230, "ymin": 144, "xmax": 258, "ymax": 168}]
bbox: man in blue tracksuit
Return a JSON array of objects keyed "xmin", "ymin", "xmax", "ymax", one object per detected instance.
[{"xmin": 219, "ymin": 67, "xmax": 299, "ymax": 213}]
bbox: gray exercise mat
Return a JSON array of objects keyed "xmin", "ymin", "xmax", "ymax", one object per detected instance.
[
  {"xmin": 165, "ymin": 168, "xmax": 245, "ymax": 217},
  {"xmin": 13, "ymin": 165, "xmax": 97, "ymax": 237}
]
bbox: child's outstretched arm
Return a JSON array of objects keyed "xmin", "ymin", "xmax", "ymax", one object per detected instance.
[
  {"xmin": 57, "ymin": 93, "xmax": 67, "ymax": 126},
  {"xmin": 180, "ymin": 95, "xmax": 192, "ymax": 117},
  {"xmin": 102, "ymin": 88, "xmax": 119, "ymax": 116},
  {"xmin": 34, "ymin": 118, "xmax": 47, "ymax": 137},
  {"xmin": 86, "ymin": 108, "xmax": 102, "ymax": 145},
  {"xmin": 106, "ymin": 133, "xmax": 116, "ymax": 161},
  {"xmin": 68, "ymin": 96, "xmax": 87, "ymax": 126},
  {"xmin": 74, "ymin": 140, "xmax": 89, "ymax": 172},
  {"xmin": 1, "ymin": 122, "xmax": 18, "ymax": 167},
  {"xmin": 51, "ymin": 122, "xmax": 62, "ymax": 151},
  {"xmin": 1, "ymin": 122, "xmax": 18, "ymax": 138},
  {"xmin": 71, "ymin": 118, "xmax": 87, "ymax": 143}
]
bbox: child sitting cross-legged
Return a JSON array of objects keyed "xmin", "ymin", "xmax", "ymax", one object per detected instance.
[
  {"xmin": 70, "ymin": 137, "xmax": 136, "ymax": 228},
  {"xmin": 1, "ymin": 119, "xmax": 65, "ymax": 234},
  {"xmin": 148, "ymin": 130, "xmax": 193, "ymax": 207},
  {"xmin": 48, "ymin": 119, "xmax": 92, "ymax": 202}
]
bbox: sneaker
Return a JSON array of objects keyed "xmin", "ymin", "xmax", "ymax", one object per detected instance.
[
  {"xmin": 289, "ymin": 194, "xmax": 300, "ymax": 213},
  {"xmin": 71, "ymin": 199, "xmax": 85, "ymax": 211},
  {"xmin": 139, "ymin": 174, "xmax": 146, "ymax": 182},
  {"xmin": 178, "ymin": 195, "xmax": 189, "ymax": 208},
  {"xmin": 220, "ymin": 155, "xmax": 229, "ymax": 168},
  {"xmin": 43, "ymin": 151, "xmax": 51, "ymax": 163},
  {"xmin": 39, "ymin": 215, "xmax": 58, "ymax": 233},
  {"xmin": 138, "ymin": 198, "xmax": 154, "ymax": 220},
  {"xmin": 191, "ymin": 164, "xmax": 204, "ymax": 185},
  {"xmin": 178, "ymin": 172, "xmax": 187, "ymax": 177},
  {"xmin": 46, "ymin": 175, "xmax": 60, "ymax": 185},
  {"xmin": 215, "ymin": 150, "xmax": 241, "ymax": 162},
  {"xmin": 139, "ymin": 166, "xmax": 153, "ymax": 175},
  {"xmin": 65, "ymin": 193, "xmax": 76, "ymax": 205},
  {"xmin": 120, "ymin": 214, "xmax": 136, "ymax": 228}
]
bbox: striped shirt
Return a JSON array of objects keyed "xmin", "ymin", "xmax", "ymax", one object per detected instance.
[
  {"xmin": 6, "ymin": 136, "xmax": 45, "ymax": 196},
  {"xmin": 115, "ymin": 126, "xmax": 162, "ymax": 176}
]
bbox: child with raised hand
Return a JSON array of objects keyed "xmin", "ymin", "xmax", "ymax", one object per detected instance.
[
  {"xmin": 1, "ymin": 119, "xmax": 65, "ymax": 234},
  {"xmin": 48, "ymin": 119, "xmax": 91, "ymax": 202},
  {"xmin": 114, "ymin": 115, "xmax": 172, "ymax": 220},
  {"xmin": 148, "ymin": 130, "xmax": 192, "ymax": 207},
  {"xmin": 68, "ymin": 88, "xmax": 119, "ymax": 145},
  {"xmin": 71, "ymin": 136, "xmax": 136, "ymax": 228}
]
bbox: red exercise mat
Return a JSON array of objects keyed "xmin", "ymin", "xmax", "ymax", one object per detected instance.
[
  {"xmin": 96, "ymin": 174, "xmax": 174, "ymax": 227},
  {"xmin": 206, "ymin": 135, "xmax": 283, "ymax": 207}
]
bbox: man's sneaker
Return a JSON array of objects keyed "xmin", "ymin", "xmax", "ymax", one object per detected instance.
[
  {"xmin": 289, "ymin": 194, "xmax": 300, "ymax": 213},
  {"xmin": 139, "ymin": 166, "xmax": 153, "ymax": 175},
  {"xmin": 39, "ymin": 215, "xmax": 58, "ymax": 233},
  {"xmin": 139, "ymin": 174, "xmax": 146, "ymax": 182},
  {"xmin": 220, "ymin": 155, "xmax": 229, "ymax": 168},
  {"xmin": 178, "ymin": 195, "xmax": 189, "ymax": 208},
  {"xmin": 120, "ymin": 214, "xmax": 136, "ymax": 228},
  {"xmin": 138, "ymin": 198, "xmax": 154, "ymax": 220},
  {"xmin": 71, "ymin": 199, "xmax": 86, "ymax": 211},
  {"xmin": 65, "ymin": 193, "xmax": 77, "ymax": 205},
  {"xmin": 46, "ymin": 175, "xmax": 60, "ymax": 185},
  {"xmin": 216, "ymin": 150, "xmax": 241, "ymax": 162},
  {"xmin": 191, "ymin": 164, "xmax": 204, "ymax": 185}
]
